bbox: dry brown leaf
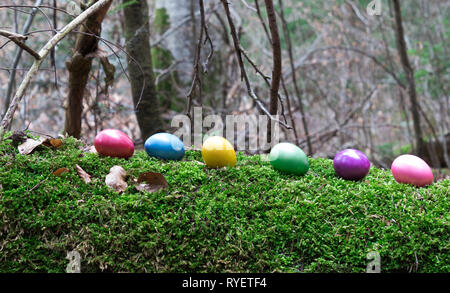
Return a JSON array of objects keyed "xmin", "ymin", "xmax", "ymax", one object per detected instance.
[
  {"xmin": 42, "ymin": 137, "xmax": 63, "ymax": 148},
  {"xmin": 18, "ymin": 137, "xmax": 63, "ymax": 155},
  {"xmin": 53, "ymin": 167, "xmax": 69, "ymax": 176},
  {"xmin": 136, "ymin": 172, "xmax": 168, "ymax": 193},
  {"xmin": 76, "ymin": 164, "xmax": 92, "ymax": 184},
  {"xmin": 105, "ymin": 166, "xmax": 127, "ymax": 193},
  {"xmin": 18, "ymin": 137, "xmax": 45, "ymax": 155},
  {"xmin": 49, "ymin": 138, "xmax": 63, "ymax": 148}
]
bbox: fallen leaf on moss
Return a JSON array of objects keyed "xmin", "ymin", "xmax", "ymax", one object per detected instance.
[
  {"xmin": 18, "ymin": 137, "xmax": 63, "ymax": 155},
  {"xmin": 18, "ymin": 138, "xmax": 45, "ymax": 155},
  {"xmin": 76, "ymin": 164, "xmax": 92, "ymax": 183},
  {"xmin": 53, "ymin": 168, "xmax": 69, "ymax": 176},
  {"xmin": 136, "ymin": 172, "xmax": 168, "ymax": 193},
  {"xmin": 43, "ymin": 138, "xmax": 63, "ymax": 148},
  {"xmin": 105, "ymin": 166, "xmax": 127, "ymax": 192}
]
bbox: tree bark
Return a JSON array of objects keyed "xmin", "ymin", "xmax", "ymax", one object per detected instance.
[
  {"xmin": 122, "ymin": 0, "xmax": 163, "ymax": 140},
  {"xmin": 64, "ymin": 0, "xmax": 112, "ymax": 138},
  {"xmin": 392, "ymin": 0, "xmax": 426, "ymax": 157}
]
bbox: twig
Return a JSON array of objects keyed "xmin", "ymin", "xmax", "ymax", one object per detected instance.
[
  {"xmin": 313, "ymin": 45, "xmax": 405, "ymax": 89},
  {"xmin": 278, "ymin": 0, "xmax": 313, "ymax": 154},
  {"xmin": 51, "ymin": 0, "xmax": 58, "ymax": 89},
  {"xmin": 298, "ymin": 87, "xmax": 378, "ymax": 146},
  {"xmin": 0, "ymin": 29, "xmax": 40, "ymax": 59},
  {"xmin": 264, "ymin": 0, "xmax": 282, "ymax": 122},
  {"xmin": 254, "ymin": 0, "xmax": 271, "ymax": 43},
  {"xmin": 15, "ymin": 27, "xmax": 145, "ymax": 113},
  {"xmin": 251, "ymin": 0, "xmax": 288, "ymax": 125},
  {"xmin": 186, "ymin": 0, "xmax": 214, "ymax": 117},
  {"xmin": 345, "ymin": 0, "xmax": 369, "ymax": 26},
  {"xmin": 29, "ymin": 178, "xmax": 48, "ymax": 193},
  {"xmin": 201, "ymin": 0, "xmax": 214, "ymax": 73},
  {"xmin": 219, "ymin": 0, "xmax": 291, "ymax": 129},
  {"xmin": 239, "ymin": 0, "xmax": 257, "ymax": 12},
  {"xmin": 151, "ymin": 2, "xmax": 220, "ymax": 48},
  {"xmin": 281, "ymin": 76, "xmax": 299, "ymax": 143},
  {"xmin": 2, "ymin": 0, "xmax": 43, "ymax": 119},
  {"xmin": 155, "ymin": 60, "xmax": 184, "ymax": 86}
]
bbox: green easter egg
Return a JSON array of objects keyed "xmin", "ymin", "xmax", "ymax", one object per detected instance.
[{"xmin": 269, "ymin": 143, "xmax": 309, "ymax": 175}]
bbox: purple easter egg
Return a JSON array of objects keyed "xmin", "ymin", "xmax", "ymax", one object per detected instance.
[{"xmin": 333, "ymin": 149, "xmax": 371, "ymax": 180}]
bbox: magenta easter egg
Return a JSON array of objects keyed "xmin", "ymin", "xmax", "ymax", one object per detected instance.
[
  {"xmin": 94, "ymin": 129, "xmax": 134, "ymax": 159},
  {"xmin": 391, "ymin": 155, "xmax": 433, "ymax": 187},
  {"xmin": 333, "ymin": 149, "xmax": 371, "ymax": 180}
]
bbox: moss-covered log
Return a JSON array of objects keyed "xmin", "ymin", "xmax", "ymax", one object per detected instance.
[{"xmin": 0, "ymin": 135, "xmax": 448, "ymax": 272}]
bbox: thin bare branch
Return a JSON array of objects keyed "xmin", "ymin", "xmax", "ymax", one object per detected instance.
[
  {"xmin": 219, "ymin": 0, "xmax": 291, "ymax": 129},
  {"xmin": 0, "ymin": 29, "xmax": 40, "ymax": 59}
]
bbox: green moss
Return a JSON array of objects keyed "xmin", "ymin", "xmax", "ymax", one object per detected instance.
[
  {"xmin": 0, "ymin": 136, "xmax": 449, "ymax": 272},
  {"xmin": 151, "ymin": 46, "xmax": 183, "ymax": 112},
  {"xmin": 154, "ymin": 8, "xmax": 170, "ymax": 33}
]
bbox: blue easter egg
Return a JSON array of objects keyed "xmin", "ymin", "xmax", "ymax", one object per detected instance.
[{"xmin": 144, "ymin": 133, "xmax": 185, "ymax": 160}]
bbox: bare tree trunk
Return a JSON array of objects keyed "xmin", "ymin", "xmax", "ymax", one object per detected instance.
[
  {"xmin": 392, "ymin": 0, "xmax": 426, "ymax": 157},
  {"xmin": 64, "ymin": 0, "xmax": 112, "ymax": 138},
  {"xmin": 122, "ymin": 0, "xmax": 163, "ymax": 140}
]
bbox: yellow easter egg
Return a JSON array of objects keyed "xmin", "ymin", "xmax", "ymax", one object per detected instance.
[{"xmin": 201, "ymin": 136, "xmax": 237, "ymax": 168}]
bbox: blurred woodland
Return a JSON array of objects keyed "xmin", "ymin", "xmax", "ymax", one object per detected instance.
[{"xmin": 0, "ymin": 0, "xmax": 449, "ymax": 170}]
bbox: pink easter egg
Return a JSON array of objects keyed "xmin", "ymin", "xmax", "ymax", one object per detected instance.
[
  {"xmin": 391, "ymin": 155, "xmax": 433, "ymax": 187},
  {"xmin": 94, "ymin": 129, "xmax": 134, "ymax": 159}
]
